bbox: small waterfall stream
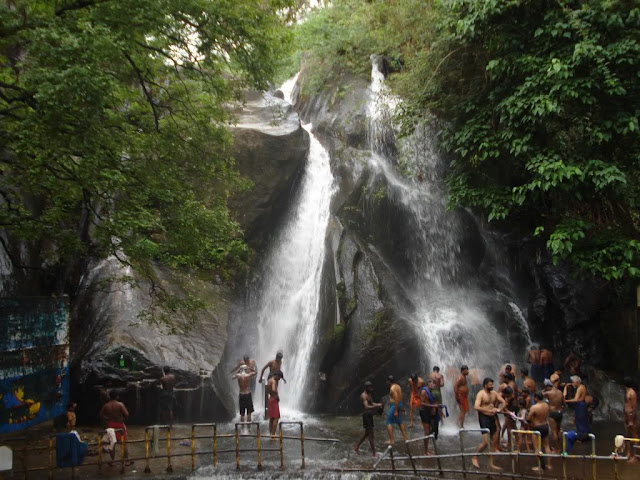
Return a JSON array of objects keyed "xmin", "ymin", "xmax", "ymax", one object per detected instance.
[
  {"xmin": 365, "ymin": 57, "xmax": 524, "ymax": 415},
  {"xmin": 251, "ymin": 76, "xmax": 335, "ymax": 411}
]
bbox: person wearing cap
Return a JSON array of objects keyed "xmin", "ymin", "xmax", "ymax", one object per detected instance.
[
  {"xmin": 353, "ymin": 381, "xmax": 383, "ymax": 456},
  {"xmin": 542, "ymin": 378, "xmax": 564, "ymax": 452},
  {"xmin": 385, "ymin": 375, "xmax": 408, "ymax": 445},
  {"xmin": 267, "ymin": 370, "xmax": 284, "ymax": 438}
]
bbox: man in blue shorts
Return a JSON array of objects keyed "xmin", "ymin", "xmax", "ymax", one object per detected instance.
[{"xmin": 385, "ymin": 375, "xmax": 408, "ymax": 445}]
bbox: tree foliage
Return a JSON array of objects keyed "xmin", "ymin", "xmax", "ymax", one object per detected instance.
[
  {"xmin": 0, "ymin": 0, "xmax": 296, "ymax": 314},
  {"xmin": 289, "ymin": 0, "xmax": 640, "ymax": 282}
]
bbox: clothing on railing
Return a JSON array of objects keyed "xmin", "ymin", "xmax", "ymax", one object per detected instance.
[{"xmin": 55, "ymin": 433, "xmax": 87, "ymax": 467}]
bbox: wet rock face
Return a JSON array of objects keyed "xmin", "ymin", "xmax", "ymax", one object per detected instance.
[
  {"xmin": 228, "ymin": 91, "xmax": 310, "ymax": 252},
  {"xmin": 70, "ymin": 257, "xmax": 235, "ymax": 424}
]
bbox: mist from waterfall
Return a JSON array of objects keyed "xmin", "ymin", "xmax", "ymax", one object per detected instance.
[
  {"xmin": 366, "ymin": 57, "xmax": 523, "ymax": 417},
  {"xmin": 251, "ymin": 75, "xmax": 334, "ymax": 411}
]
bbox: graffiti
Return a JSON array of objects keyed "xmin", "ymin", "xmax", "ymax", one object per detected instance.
[{"xmin": 0, "ymin": 298, "xmax": 69, "ymax": 433}]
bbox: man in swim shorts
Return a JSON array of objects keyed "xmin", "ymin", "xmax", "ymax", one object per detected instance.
[
  {"xmin": 543, "ymin": 378, "xmax": 564, "ymax": 452},
  {"xmin": 429, "ymin": 366, "xmax": 445, "ymax": 405},
  {"xmin": 454, "ymin": 365, "xmax": 470, "ymax": 428},
  {"xmin": 385, "ymin": 375, "xmax": 408, "ymax": 445},
  {"xmin": 233, "ymin": 365, "xmax": 257, "ymax": 430},
  {"xmin": 472, "ymin": 377, "xmax": 506, "ymax": 471},
  {"xmin": 408, "ymin": 373, "xmax": 425, "ymax": 427},
  {"xmin": 528, "ymin": 391, "xmax": 551, "ymax": 471},
  {"xmin": 353, "ymin": 381, "xmax": 383, "ymax": 456}
]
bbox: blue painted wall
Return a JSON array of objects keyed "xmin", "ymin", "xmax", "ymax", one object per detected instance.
[{"xmin": 0, "ymin": 298, "xmax": 70, "ymax": 433}]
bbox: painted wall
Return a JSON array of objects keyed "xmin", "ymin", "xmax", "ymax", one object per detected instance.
[{"xmin": 0, "ymin": 298, "xmax": 69, "ymax": 433}]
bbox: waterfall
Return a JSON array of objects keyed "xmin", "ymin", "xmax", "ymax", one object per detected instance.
[
  {"xmin": 365, "ymin": 57, "xmax": 524, "ymax": 419},
  {"xmin": 252, "ymin": 77, "xmax": 334, "ymax": 411}
]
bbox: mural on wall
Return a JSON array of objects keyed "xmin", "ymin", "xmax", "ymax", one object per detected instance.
[{"xmin": 0, "ymin": 298, "xmax": 69, "ymax": 433}]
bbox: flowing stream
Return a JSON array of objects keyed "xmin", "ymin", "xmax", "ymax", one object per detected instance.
[{"xmin": 251, "ymin": 75, "xmax": 335, "ymax": 411}]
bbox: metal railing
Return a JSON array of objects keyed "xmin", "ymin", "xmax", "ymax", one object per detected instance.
[{"xmin": 0, "ymin": 421, "xmax": 339, "ymax": 478}]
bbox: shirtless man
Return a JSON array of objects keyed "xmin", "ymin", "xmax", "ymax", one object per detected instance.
[
  {"xmin": 233, "ymin": 366, "xmax": 257, "ymax": 428},
  {"xmin": 385, "ymin": 375, "xmax": 408, "ymax": 445},
  {"xmin": 528, "ymin": 392, "xmax": 551, "ymax": 471},
  {"xmin": 623, "ymin": 377, "xmax": 638, "ymax": 463},
  {"xmin": 259, "ymin": 351, "xmax": 284, "ymax": 384},
  {"xmin": 408, "ymin": 373, "xmax": 425, "ymax": 428},
  {"xmin": 159, "ymin": 366, "xmax": 177, "ymax": 429},
  {"xmin": 499, "ymin": 363, "xmax": 516, "ymax": 384},
  {"xmin": 527, "ymin": 346, "xmax": 542, "ymax": 384},
  {"xmin": 429, "ymin": 366, "xmax": 445, "ymax": 404},
  {"xmin": 543, "ymin": 379, "xmax": 564, "ymax": 451},
  {"xmin": 353, "ymin": 381, "xmax": 383, "ymax": 456},
  {"xmin": 521, "ymin": 368, "xmax": 536, "ymax": 395},
  {"xmin": 564, "ymin": 376, "xmax": 589, "ymax": 434},
  {"xmin": 454, "ymin": 365, "xmax": 470, "ymax": 428},
  {"xmin": 266, "ymin": 370, "xmax": 283, "ymax": 438},
  {"xmin": 540, "ymin": 346, "xmax": 554, "ymax": 381},
  {"xmin": 99, "ymin": 390, "xmax": 133, "ymax": 465},
  {"xmin": 472, "ymin": 378, "xmax": 506, "ymax": 471},
  {"xmin": 230, "ymin": 355, "xmax": 258, "ymax": 395}
]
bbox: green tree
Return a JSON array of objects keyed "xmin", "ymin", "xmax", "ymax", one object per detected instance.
[
  {"xmin": 398, "ymin": 0, "xmax": 639, "ymax": 280},
  {"xmin": 0, "ymin": 0, "xmax": 296, "ymax": 317}
]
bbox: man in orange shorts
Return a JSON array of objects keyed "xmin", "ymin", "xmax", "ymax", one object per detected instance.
[
  {"xmin": 267, "ymin": 370, "xmax": 284, "ymax": 438},
  {"xmin": 454, "ymin": 365, "xmax": 470, "ymax": 428},
  {"xmin": 408, "ymin": 373, "xmax": 425, "ymax": 427}
]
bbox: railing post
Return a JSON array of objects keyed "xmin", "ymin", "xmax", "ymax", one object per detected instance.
[
  {"xmin": 144, "ymin": 428, "xmax": 151, "ymax": 473},
  {"xmin": 166, "ymin": 427, "xmax": 173, "ymax": 473},
  {"xmin": 535, "ymin": 431, "xmax": 542, "ymax": 475},
  {"xmin": 432, "ymin": 434, "xmax": 443, "ymax": 476},
  {"xmin": 279, "ymin": 424, "xmax": 284, "ymax": 470},
  {"xmin": 458, "ymin": 429, "xmax": 467, "ymax": 479},
  {"xmin": 300, "ymin": 422, "xmax": 305, "ymax": 470},
  {"xmin": 256, "ymin": 422, "xmax": 262, "ymax": 470},
  {"xmin": 23, "ymin": 438, "xmax": 28, "ymax": 480},
  {"xmin": 404, "ymin": 438, "xmax": 418, "ymax": 476},
  {"xmin": 191, "ymin": 425, "xmax": 196, "ymax": 471},
  {"xmin": 235, "ymin": 423, "xmax": 240, "ymax": 470},
  {"xmin": 389, "ymin": 445, "xmax": 395, "ymax": 473},
  {"xmin": 589, "ymin": 433, "xmax": 596, "ymax": 480},
  {"xmin": 563, "ymin": 431, "xmax": 568, "ymax": 480},
  {"xmin": 213, "ymin": 424, "xmax": 217, "ymax": 467}
]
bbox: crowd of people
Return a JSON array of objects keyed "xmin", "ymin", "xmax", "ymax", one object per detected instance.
[{"xmin": 351, "ymin": 347, "xmax": 639, "ymax": 472}]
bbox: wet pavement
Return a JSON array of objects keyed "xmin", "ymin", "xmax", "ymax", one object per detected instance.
[{"xmin": 1, "ymin": 410, "xmax": 639, "ymax": 479}]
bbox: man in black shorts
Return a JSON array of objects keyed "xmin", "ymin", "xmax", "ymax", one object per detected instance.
[
  {"xmin": 472, "ymin": 378, "xmax": 506, "ymax": 471},
  {"xmin": 233, "ymin": 366, "xmax": 257, "ymax": 431},
  {"xmin": 528, "ymin": 391, "xmax": 551, "ymax": 471},
  {"xmin": 420, "ymin": 378, "xmax": 443, "ymax": 455},
  {"xmin": 353, "ymin": 381, "xmax": 383, "ymax": 456}
]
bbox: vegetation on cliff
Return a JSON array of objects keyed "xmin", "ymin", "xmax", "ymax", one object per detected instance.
[
  {"xmin": 0, "ymin": 0, "xmax": 297, "ymax": 319},
  {"xmin": 287, "ymin": 0, "xmax": 640, "ymax": 283}
]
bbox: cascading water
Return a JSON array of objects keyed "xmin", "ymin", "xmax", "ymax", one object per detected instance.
[
  {"xmin": 366, "ymin": 57, "xmax": 524, "ymax": 417},
  {"xmin": 250, "ymin": 75, "xmax": 335, "ymax": 411}
]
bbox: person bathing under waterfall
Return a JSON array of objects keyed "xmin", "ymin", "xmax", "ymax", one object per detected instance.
[
  {"xmin": 259, "ymin": 351, "xmax": 285, "ymax": 417},
  {"xmin": 233, "ymin": 365, "xmax": 257, "ymax": 432},
  {"xmin": 385, "ymin": 375, "xmax": 408, "ymax": 445},
  {"xmin": 472, "ymin": 377, "xmax": 506, "ymax": 471},
  {"xmin": 454, "ymin": 365, "xmax": 470, "ymax": 428},
  {"xmin": 267, "ymin": 370, "xmax": 284, "ymax": 439},
  {"xmin": 429, "ymin": 366, "xmax": 445, "ymax": 405},
  {"xmin": 353, "ymin": 381, "xmax": 383, "ymax": 456},
  {"xmin": 407, "ymin": 373, "xmax": 424, "ymax": 428},
  {"xmin": 230, "ymin": 355, "xmax": 258, "ymax": 395}
]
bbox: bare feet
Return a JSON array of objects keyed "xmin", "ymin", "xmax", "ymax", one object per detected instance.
[
  {"xmin": 490, "ymin": 464, "xmax": 503, "ymax": 471},
  {"xmin": 628, "ymin": 456, "xmax": 638, "ymax": 464},
  {"xmin": 387, "ymin": 440, "xmax": 395, "ymax": 446},
  {"xmin": 424, "ymin": 450, "xmax": 434, "ymax": 456},
  {"xmin": 471, "ymin": 456, "xmax": 480, "ymax": 469},
  {"xmin": 352, "ymin": 445, "xmax": 359, "ymax": 454}
]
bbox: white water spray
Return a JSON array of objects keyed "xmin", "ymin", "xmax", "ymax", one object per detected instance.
[
  {"xmin": 366, "ymin": 58, "xmax": 524, "ymax": 420},
  {"xmin": 253, "ymin": 77, "xmax": 334, "ymax": 411}
]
